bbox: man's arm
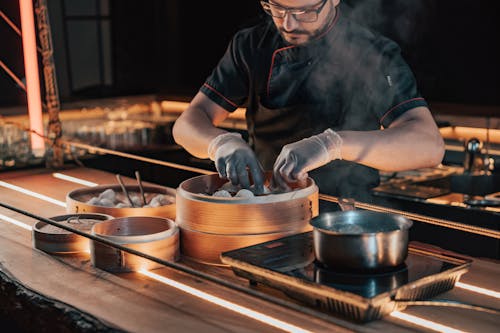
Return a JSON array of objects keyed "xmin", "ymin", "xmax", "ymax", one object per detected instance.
[
  {"xmin": 272, "ymin": 106, "xmax": 445, "ymax": 189},
  {"xmin": 339, "ymin": 106, "xmax": 445, "ymax": 171},
  {"xmin": 172, "ymin": 92, "xmax": 230, "ymax": 159},
  {"xmin": 173, "ymin": 92, "xmax": 265, "ymax": 190}
]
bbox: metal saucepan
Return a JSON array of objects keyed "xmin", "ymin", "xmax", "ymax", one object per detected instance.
[
  {"xmin": 310, "ymin": 209, "xmax": 500, "ymax": 316},
  {"xmin": 310, "ymin": 210, "xmax": 413, "ymax": 270}
]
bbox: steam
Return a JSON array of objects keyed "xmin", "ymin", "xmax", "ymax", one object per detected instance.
[
  {"xmin": 287, "ymin": 0, "xmax": 439, "ymax": 199},
  {"xmin": 303, "ymin": 0, "xmax": 436, "ymax": 131},
  {"xmin": 341, "ymin": 0, "xmax": 435, "ymax": 50}
]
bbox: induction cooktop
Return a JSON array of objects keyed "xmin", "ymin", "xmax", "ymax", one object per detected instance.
[{"xmin": 221, "ymin": 232, "xmax": 471, "ymax": 322}]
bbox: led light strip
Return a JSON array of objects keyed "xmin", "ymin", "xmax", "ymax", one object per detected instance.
[
  {"xmin": 19, "ymin": 0, "xmax": 45, "ymax": 155},
  {"xmin": 390, "ymin": 311, "xmax": 466, "ymax": 333},
  {"xmin": 52, "ymin": 173, "xmax": 99, "ymax": 187},
  {"xmin": 0, "ymin": 213, "xmax": 33, "ymax": 231},
  {"xmin": 139, "ymin": 269, "xmax": 311, "ymax": 333},
  {"xmin": 456, "ymin": 282, "xmax": 500, "ymax": 299},
  {"xmin": 0, "ymin": 180, "xmax": 66, "ymax": 207}
]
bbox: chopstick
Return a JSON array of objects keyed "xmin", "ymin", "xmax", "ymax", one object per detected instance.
[
  {"xmin": 135, "ymin": 170, "xmax": 147, "ymax": 205},
  {"xmin": 116, "ymin": 174, "xmax": 135, "ymax": 207}
]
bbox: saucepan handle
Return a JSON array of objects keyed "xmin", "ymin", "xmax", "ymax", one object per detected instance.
[
  {"xmin": 394, "ymin": 299, "xmax": 500, "ymax": 315},
  {"xmin": 338, "ymin": 197, "xmax": 356, "ymax": 211}
]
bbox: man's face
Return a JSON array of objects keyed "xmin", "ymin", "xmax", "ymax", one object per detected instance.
[{"xmin": 265, "ymin": 0, "xmax": 340, "ymax": 45}]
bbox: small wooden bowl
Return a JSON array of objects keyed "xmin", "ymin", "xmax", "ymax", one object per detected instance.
[
  {"xmin": 66, "ymin": 184, "xmax": 176, "ymax": 219},
  {"xmin": 32, "ymin": 213, "xmax": 114, "ymax": 254},
  {"xmin": 179, "ymin": 224, "xmax": 312, "ymax": 266},
  {"xmin": 176, "ymin": 173, "xmax": 318, "ymax": 234},
  {"xmin": 90, "ymin": 216, "xmax": 179, "ymax": 273}
]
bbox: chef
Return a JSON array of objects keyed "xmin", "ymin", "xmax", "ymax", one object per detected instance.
[{"xmin": 172, "ymin": 0, "xmax": 444, "ymax": 201}]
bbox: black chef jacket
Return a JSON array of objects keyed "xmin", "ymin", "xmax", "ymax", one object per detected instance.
[{"xmin": 200, "ymin": 9, "xmax": 428, "ymax": 201}]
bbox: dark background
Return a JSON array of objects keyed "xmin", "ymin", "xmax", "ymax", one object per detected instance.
[{"xmin": 1, "ymin": 0, "xmax": 499, "ymax": 113}]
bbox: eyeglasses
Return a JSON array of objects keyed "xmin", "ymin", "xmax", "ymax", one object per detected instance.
[{"xmin": 260, "ymin": 0, "xmax": 329, "ymax": 23}]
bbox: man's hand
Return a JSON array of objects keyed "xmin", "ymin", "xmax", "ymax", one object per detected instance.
[
  {"xmin": 208, "ymin": 132, "xmax": 265, "ymax": 191},
  {"xmin": 272, "ymin": 129, "xmax": 342, "ymax": 190}
]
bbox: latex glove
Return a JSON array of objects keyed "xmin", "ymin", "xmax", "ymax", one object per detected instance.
[
  {"xmin": 208, "ymin": 132, "xmax": 265, "ymax": 192},
  {"xmin": 272, "ymin": 129, "xmax": 342, "ymax": 191}
]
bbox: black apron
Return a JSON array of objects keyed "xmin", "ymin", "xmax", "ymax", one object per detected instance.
[{"xmin": 246, "ymin": 44, "xmax": 379, "ymax": 200}]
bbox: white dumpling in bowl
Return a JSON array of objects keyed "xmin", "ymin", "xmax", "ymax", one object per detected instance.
[
  {"xmin": 213, "ymin": 190, "xmax": 232, "ymax": 197},
  {"xmin": 218, "ymin": 181, "xmax": 241, "ymax": 194},
  {"xmin": 86, "ymin": 197, "xmax": 100, "ymax": 205},
  {"xmin": 130, "ymin": 195, "xmax": 143, "ymax": 207},
  {"xmin": 235, "ymin": 189, "xmax": 254, "ymax": 198},
  {"xmin": 99, "ymin": 198, "xmax": 115, "ymax": 207},
  {"xmin": 98, "ymin": 188, "xmax": 116, "ymax": 201},
  {"xmin": 148, "ymin": 194, "xmax": 170, "ymax": 207}
]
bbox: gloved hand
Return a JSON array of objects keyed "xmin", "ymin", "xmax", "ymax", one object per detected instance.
[
  {"xmin": 272, "ymin": 129, "xmax": 343, "ymax": 191},
  {"xmin": 208, "ymin": 132, "xmax": 265, "ymax": 192}
]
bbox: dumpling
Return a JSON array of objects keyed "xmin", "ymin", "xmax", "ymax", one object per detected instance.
[
  {"xmin": 87, "ymin": 197, "xmax": 100, "ymax": 205},
  {"xmin": 235, "ymin": 189, "xmax": 254, "ymax": 198},
  {"xmin": 98, "ymin": 188, "xmax": 116, "ymax": 201},
  {"xmin": 218, "ymin": 181, "xmax": 241, "ymax": 194},
  {"xmin": 130, "ymin": 195, "xmax": 143, "ymax": 207},
  {"xmin": 99, "ymin": 198, "xmax": 115, "ymax": 207},
  {"xmin": 213, "ymin": 190, "xmax": 232, "ymax": 197}
]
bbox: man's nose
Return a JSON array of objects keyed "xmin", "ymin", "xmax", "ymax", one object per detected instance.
[{"xmin": 283, "ymin": 12, "xmax": 299, "ymax": 31}]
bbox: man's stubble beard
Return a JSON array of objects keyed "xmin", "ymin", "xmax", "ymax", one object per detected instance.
[{"xmin": 278, "ymin": 4, "xmax": 337, "ymax": 46}]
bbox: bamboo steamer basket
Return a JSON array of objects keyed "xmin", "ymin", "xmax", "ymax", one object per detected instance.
[
  {"xmin": 90, "ymin": 216, "xmax": 179, "ymax": 273},
  {"xmin": 66, "ymin": 184, "xmax": 176, "ymax": 219},
  {"xmin": 32, "ymin": 213, "xmax": 114, "ymax": 254},
  {"xmin": 176, "ymin": 173, "xmax": 319, "ymax": 265},
  {"xmin": 180, "ymin": 225, "xmax": 312, "ymax": 265},
  {"xmin": 176, "ymin": 174, "xmax": 319, "ymax": 234}
]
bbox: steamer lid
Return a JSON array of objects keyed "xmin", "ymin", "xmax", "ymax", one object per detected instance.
[{"xmin": 32, "ymin": 213, "xmax": 113, "ymax": 254}]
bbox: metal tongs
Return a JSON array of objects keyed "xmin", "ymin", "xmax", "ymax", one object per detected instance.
[
  {"xmin": 135, "ymin": 170, "xmax": 147, "ymax": 206},
  {"xmin": 116, "ymin": 174, "xmax": 135, "ymax": 207},
  {"xmin": 116, "ymin": 172, "xmax": 147, "ymax": 207}
]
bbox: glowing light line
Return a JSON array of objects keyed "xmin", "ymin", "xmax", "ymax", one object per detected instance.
[
  {"xmin": 456, "ymin": 282, "xmax": 500, "ymax": 299},
  {"xmin": 19, "ymin": 0, "xmax": 45, "ymax": 155},
  {"xmin": 390, "ymin": 312, "xmax": 467, "ymax": 333},
  {"xmin": 139, "ymin": 269, "xmax": 311, "ymax": 333},
  {"xmin": 0, "ymin": 213, "xmax": 33, "ymax": 231},
  {"xmin": 52, "ymin": 173, "xmax": 98, "ymax": 187},
  {"xmin": 0, "ymin": 180, "xmax": 66, "ymax": 207}
]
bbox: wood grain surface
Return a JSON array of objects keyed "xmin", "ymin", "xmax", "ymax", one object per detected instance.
[{"xmin": 1, "ymin": 166, "xmax": 499, "ymax": 332}]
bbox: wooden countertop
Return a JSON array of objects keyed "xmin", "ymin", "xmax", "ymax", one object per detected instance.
[{"xmin": 0, "ymin": 166, "xmax": 499, "ymax": 332}]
